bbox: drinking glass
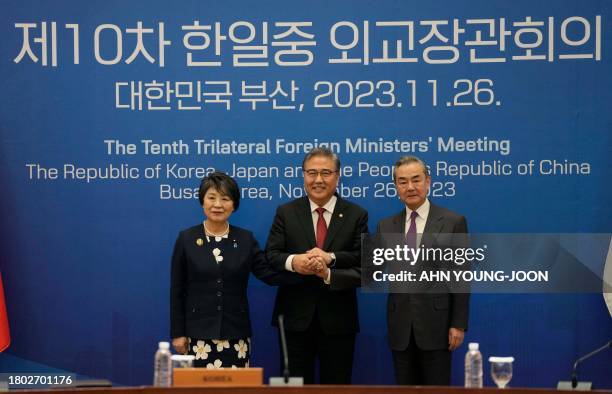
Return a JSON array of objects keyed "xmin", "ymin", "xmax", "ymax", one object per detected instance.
[
  {"xmin": 489, "ymin": 356, "xmax": 514, "ymax": 388},
  {"xmin": 171, "ymin": 354, "xmax": 195, "ymax": 369}
]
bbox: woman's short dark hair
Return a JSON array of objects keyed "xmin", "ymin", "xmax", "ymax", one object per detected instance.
[{"xmin": 198, "ymin": 171, "xmax": 240, "ymax": 211}]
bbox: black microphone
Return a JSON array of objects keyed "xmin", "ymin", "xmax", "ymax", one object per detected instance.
[
  {"xmin": 278, "ymin": 315, "xmax": 290, "ymax": 384},
  {"xmin": 571, "ymin": 340, "xmax": 611, "ymax": 389},
  {"xmin": 268, "ymin": 315, "xmax": 303, "ymax": 386}
]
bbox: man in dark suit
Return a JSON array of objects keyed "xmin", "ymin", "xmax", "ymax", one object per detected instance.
[
  {"xmin": 377, "ymin": 155, "xmax": 469, "ymax": 385},
  {"xmin": 265, "ymin": 147, "xmax": 368, "ymax": 384}
]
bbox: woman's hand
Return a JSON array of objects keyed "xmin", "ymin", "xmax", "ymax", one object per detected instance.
[{"xmin": 172, "ymin": 336, "xmax": 189, "ymax": 354}]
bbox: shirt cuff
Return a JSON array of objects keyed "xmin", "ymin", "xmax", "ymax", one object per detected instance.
[
  {"xmin": 323, "ymin": 269, "xmax": 331, "ymax": 285},
  {"xmin": 285, "ymin": 255, "xmax": 295, "ymax": 272}
]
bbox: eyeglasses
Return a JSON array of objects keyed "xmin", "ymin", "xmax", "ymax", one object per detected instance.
[{"xmin": 303, "ymin": 169, "xmax": 338, "ymax": 179}]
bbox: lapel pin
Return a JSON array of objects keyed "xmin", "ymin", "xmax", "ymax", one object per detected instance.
[
  {"xmin": 196, "ymin": 238, "xmax": 203, "ymax": 246},
  {"xmin": 233, "ymin": 240, "xmax": 238, "ymax": 248},
  {"xmin": 339, "ymin": 213, "xmax": 343, "ymax": 218}
]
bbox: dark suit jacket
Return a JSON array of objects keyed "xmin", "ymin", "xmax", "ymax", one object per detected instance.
[
  {"xmin": 170, "ymin": 224, "xmax": 301, "ymax": 340},
  {"xmin": 265, "ymin": 196, "xmax": 369, "ymax": 334},
  {"xmin": 377, "ymin": 203, "xmax": 470, "ymax": 351}
]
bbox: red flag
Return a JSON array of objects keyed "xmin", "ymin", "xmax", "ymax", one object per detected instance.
[{"xmin": 0, "ymin": 274, "xmax": 10, "ymax": 351}]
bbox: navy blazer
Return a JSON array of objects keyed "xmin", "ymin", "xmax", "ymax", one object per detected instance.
[{"xmin": 170, "ymin": 224, "xmax": 301, "ymax": 340}]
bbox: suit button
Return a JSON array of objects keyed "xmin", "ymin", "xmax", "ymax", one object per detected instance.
[
  {"xmin": 217, "ymin": 291, "xmax": 222, "ymax": 297},
  {"xmin": 217, "ymin": 305, "xmax": 223, "ymax": 311},
  {"xmin": 217, "ymin": 279, "xmax": 222, "ymax": 284}
]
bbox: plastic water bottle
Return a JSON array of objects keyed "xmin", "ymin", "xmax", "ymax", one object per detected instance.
[
  {"xmin": 153, "ymin": 341, "xmax": 172, "ymax": 387},
  {"xmin": 465, "ymin": 342, "xmax": 483, "ymax": 388}
]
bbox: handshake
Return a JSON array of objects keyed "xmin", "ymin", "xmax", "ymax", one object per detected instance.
[{"xmin": 291, "ymin": 247, "xmax": 334, "ymax": 280}]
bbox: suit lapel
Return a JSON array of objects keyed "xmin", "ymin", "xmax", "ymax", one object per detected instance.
[
  {"xmin": 296, "ymin": 197, "xmax": 317, "ymax": 248},
  {"xmin": 220, "ymin": 227, "xmax": 240, "ymax": 274},
  {"xmin": 391, "ymin": 209, "xmax": 406, "ymax": 234},
  {"xmin": 323, "ymin": 197, "xmax": 347, "ymax": 250},
  {"xmin": 422, "ymin": 203, "xmax": 444, "ymax": 247}
]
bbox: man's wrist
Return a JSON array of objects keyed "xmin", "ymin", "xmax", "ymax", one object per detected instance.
[
  {"xmin": 323, "ymin": 267, "xmax": 331, "ymax": 284},
  {"xmin": 285, "ymin": 255, "xmax": 295, "ymax": 272},
  {"xmin": 328, "ymin": 252, "xmax": 336, "ymax": 267}
]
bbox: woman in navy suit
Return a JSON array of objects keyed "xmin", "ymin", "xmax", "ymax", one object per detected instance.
[{"xmin": 170, "ymin": 172, "xmax": 300, "ymax": 368}]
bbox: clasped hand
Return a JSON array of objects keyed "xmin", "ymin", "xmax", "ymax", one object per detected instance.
[{"xmin": 292, "ymin": 248, "xmax": 332, "ymax": 279}]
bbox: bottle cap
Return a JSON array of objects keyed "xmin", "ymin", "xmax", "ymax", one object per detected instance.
[
  {"xmin": 159, "ymin": 341, "xmax": 170, "ymax": 350},
  {"xmin": 468, "ymin": 342, "xmax": 479, "ymax": 350}
]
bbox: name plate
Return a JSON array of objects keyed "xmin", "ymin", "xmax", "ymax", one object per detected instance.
[{"xmin": 173, "ymin": 368, "xmax": 263, "ymax": 387}]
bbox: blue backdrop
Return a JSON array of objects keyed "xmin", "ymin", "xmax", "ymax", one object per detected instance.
[{"xmin": 1, "ymin": 0, "xmax": 611, "ymax": 388}]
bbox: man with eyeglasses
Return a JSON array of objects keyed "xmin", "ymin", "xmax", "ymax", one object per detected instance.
[{"xmin": 265, "ymin": 147, "xmax": 368, "ymax": 384}]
